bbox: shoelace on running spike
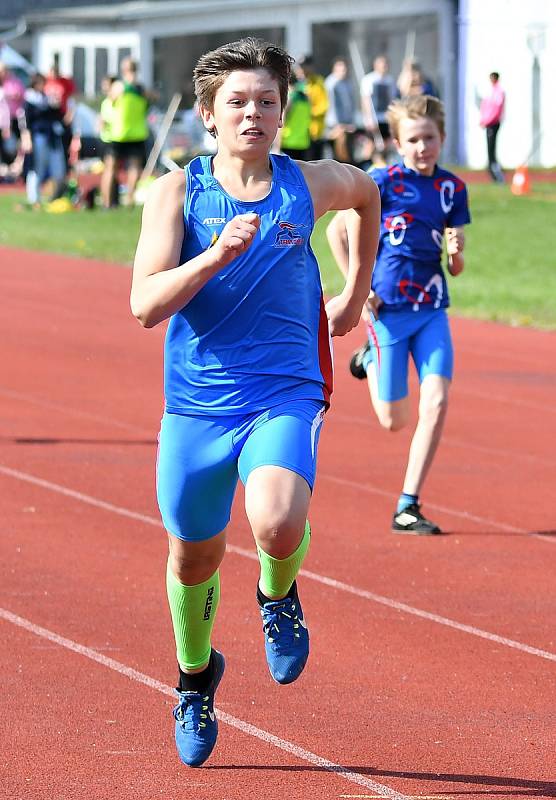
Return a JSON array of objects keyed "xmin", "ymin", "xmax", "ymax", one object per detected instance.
[
  {"xmin": 261, "ymin": 600, "xmax": 301, "ymax": 644},
  {"xmin": 173, "ymin": 693, "xmax": 211, "ymax": 732}
]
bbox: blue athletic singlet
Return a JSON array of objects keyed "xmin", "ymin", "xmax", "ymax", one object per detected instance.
[
  {"xmin": 163, "ymin": 154, "xmax": 332, "ymax": 415},
  {"xmin": 370, "ymin": 163, "xmax": 471, "ymax": 310}
]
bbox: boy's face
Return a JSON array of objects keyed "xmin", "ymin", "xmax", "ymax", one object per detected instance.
[
  {"xmin": 394, "ymin": 115, "xmax": 444, "ymax": 176},
  {"xmin": 200, "ymin": 68, "xmax": 282, "ymax": 155}
]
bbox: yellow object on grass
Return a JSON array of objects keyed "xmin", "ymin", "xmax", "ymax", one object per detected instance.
[{"xmin": 45, "ymin": 197, "xmax": 74, "ymax": 214}]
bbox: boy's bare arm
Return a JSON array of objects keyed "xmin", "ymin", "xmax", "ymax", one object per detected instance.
[
  {"xmin": 446, "ymin": 226, "xmax": 465, "ymax": 276},
  {"xmin": 326, "ymin": 211, "xmax": 383, "ymax": 322},
  {"xmin": 325, "ymin": 211, "xmax": 349, "ymax": 278},
  {"xmin": 130, "ymin": 171, "xmax": 259, "ymax": 327},
  {"xmin": 301, "ymin": 161, "xmax": 380, "ymax": 336}
]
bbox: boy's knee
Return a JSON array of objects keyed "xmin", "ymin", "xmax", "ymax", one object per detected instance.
[
  {"xmin": 419, "ymin": 392, "xmax": 449, "ymax": 423},
  {"xmin": 168, "ymin": 535, "xmax": 225, "ymax": 584},
  {"xmin": 380, "ymin": 417, "xmax": 407, "ymax": 433},
  {"xmin": 376, "ymin": 405, "xmax": 409, "ymax": 432},
  {"xmin": 253, "ymin": 512, "xmax": 305, "ymax": 560}
]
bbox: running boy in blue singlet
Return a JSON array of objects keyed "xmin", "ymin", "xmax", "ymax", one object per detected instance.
[
  {"xmin": 327, "ymin": 95, "xmax": 470, "ymax": 535},
  {"xmin": 131, "ymin": 38, "xmax": 380, "ymax": 767}
]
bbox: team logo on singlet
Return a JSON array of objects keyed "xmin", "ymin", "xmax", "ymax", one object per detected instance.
[
  {"xmin": 384, "ymin": 212, "xmax": 414, "ymax": 246},
  {"xmin": 203, "ymin": 217, "xmax": 226, "ymax": 225},
  {"xmin": 384, "ymin": 165, "xmax": 420, "ymax": 203},
  {"xmin": 433, "ymin": 177, "xmax": 465, "ymax": 214},
  {"xmin": 273, "ymin": 221, "xmax": 306, "ymax": 247}
]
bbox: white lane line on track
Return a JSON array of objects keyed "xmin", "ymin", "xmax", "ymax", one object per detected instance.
[
  {"xmin": 1, "ymin": 464, "xmax": 555, "ymax": 662},
  {"xmin": 456, "ymin": 387, "xmax": 556, "ymax": 415},
  {"xmin": 4, "ymin": 383, "xmax": 556, "ymax": 478},
  {"xmin": 456, "ymin": 344, "xmax": 553, "ymax": 367},
  {"xmin": 318, "ymin": 473, "xmax": 555, "ymax": 545},
  {"xmin": 331, "ymin": 414, "xmax": 556, "ymax": 469},
  {"xmin": 0, "ymin": 607, "xmax": 409, "ymax": 800},
  {"xmin": 228, "ymin": 544, "xmax": 556, "ymax": 663},
  {"xmin": 0, "ymin": 387, "xmax": 152, "ymax": 435},
  {"xmin": 319, "ymin": 473, "xmax": 523, "ymax": 534}
]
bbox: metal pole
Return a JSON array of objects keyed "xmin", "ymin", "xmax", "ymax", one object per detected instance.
[
  {"xmin": 140, "ymin": 92, "xmax": 182, "ymax": 182},
  {"xmin": 348, "ymin": 38, "xmax": 384, "ymax": 151}
]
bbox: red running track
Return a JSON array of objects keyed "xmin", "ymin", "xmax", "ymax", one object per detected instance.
[{"xmin": 1, "ymin": 247, "xmax": 555, "ymax": 800}]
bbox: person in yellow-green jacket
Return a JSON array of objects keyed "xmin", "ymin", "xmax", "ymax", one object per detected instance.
[
  {"xmin": 294, "ymin": 55, "xmax": 329, "ymax": 160},
  {"xmin": 279, "ymin": 74, "xmax": 312, "ymax": 160},
  {"xmin": 101, "ymin": 57, "xmax": 150, "ymax": 208}
]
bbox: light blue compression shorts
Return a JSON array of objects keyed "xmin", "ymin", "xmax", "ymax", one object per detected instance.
[
  {"xmin": 156, "ymin": 399, "xmax": 326, "ymax": 542},
  {"xmin": 367, "ymin": 307, "xmax": 453, "ymax": 402}
]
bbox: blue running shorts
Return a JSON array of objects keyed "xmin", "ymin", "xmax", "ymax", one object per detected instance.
[
  {"xmin": 367, "ymin": 307, "xmax": 453, "ymax": 402},
  {"xmin": 157, "ymin": 399, "xmax": 326, "ymax": 541}
]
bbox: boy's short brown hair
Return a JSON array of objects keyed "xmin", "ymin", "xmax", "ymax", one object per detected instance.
[
  {"xmin": 193, "ymin": 37, "xmax": 293, "ymax": 112},
  {"xmin": 386, "ymin": 95, "xmax": 446, "ymax": 140}
]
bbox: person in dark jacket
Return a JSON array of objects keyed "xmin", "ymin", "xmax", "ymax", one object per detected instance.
[{"xmin": 21, "ymin": 73, "xmax": 66, "ymax": 205}]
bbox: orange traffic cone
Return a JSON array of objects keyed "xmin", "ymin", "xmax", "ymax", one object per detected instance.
[{"xmin": 511, "ymin": 165, "xmax": 531, "ymax": 196}]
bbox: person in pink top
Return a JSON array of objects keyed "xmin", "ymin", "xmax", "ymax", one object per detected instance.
[
  {"xmin": 0, "ymin": 64, "xmax": 23, "ymax": 174},
  {"xmin": 0, "ymin": 82, "xmax": 11, "ymax": 168},
  {"xmin": 479, "ymin": 72, "xmax": 505, "ymax": 183},
  {"xmin": 0, "ymin": 62, "xmax": 25, "ymax": 134}
]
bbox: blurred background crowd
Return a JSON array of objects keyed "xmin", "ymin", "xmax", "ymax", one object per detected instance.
[
  {"xmin": 0, "ymin": 47, "xmax": 448, "ymax": 211},
  {"xmin": 1, "ymin": 0, "xmax": 551, "ymax": 211}
]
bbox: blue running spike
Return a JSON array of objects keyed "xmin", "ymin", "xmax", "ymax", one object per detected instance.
[
  {"xmin": 260, "ymin": 583, "xmax": 309, "ymax": 685},
  {"xmin": 173, "ymin": 649, "xmax": 225, "ymax": 767}
]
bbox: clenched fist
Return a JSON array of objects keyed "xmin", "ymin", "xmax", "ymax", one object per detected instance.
[{"xmin": 212, "ymin": 213, "xmax": 261, "ymax": 266}]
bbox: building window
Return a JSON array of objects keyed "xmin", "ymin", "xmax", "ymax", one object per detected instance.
[
  {"xmin": 73, "ymin": 47, "xmax": 86, "ymax": 93},
  {"xmin": 117, "ymin": 47, "xmax": 132, "ymax": 70},
  {"xmin": 95, "ymin": 48, "xmax": 109, "ymax": 93}
]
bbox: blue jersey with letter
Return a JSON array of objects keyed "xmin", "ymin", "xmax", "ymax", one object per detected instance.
[
  {"xmin": 370, "ymin": 163, "xmax": 471, "ymax": 310},
  {"xmin": 164, "ymin": 154, "xmax": 333, "ymax": 415}
]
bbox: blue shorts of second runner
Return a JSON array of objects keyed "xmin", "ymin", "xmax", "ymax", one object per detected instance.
[
  {"xmin": 156, "ymin": 399, "xmax": 326, "ymax": 542},
  {"xmin": 367, "ymin": 307, "xmax": 453, "ymax": 402}
]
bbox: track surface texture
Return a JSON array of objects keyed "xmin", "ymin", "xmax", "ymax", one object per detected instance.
[{"xmin": 1, "ymin": 247, "xmax": 555, "ymax": 800}]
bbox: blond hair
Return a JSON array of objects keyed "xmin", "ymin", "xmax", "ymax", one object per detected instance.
[{"xmin": 386, "ymin": 95, "xmax": 445, "ymax": 140}]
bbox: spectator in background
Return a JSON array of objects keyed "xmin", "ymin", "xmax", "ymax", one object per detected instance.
[
  {"xmin": 360, "ymin": 55, "xmax": 397, "ymax": 151},
  {"xmin": 21, "ymin": 73, "xmax": 66, "ymax": 206},
  {"xmin": 294, "ymin": 55, "xmax": 328, "ymax": 160},
  {"xmin": 101, "ymin": 57, "xmax": 150, "ymax": 208},
  {"xmin": 479, "ymin": 72, "xmax": 505, "ymax": 183},
  {"xmin": 44, "ymin": 63, "xmax": 76, "ymax": 163},
  {"xmin": 280, "ymin": 73, "xmax": 312, "ymax": 160},
  {"xmin": 0, "ymin": 71, "xmax": 14, "ymax": 178},
  {"xmin": 397, "ymin": 59, "xmax": 438, "ymax": 100},
  {"xmin": 324, "ymin": 56, "xmax": 357, "ymax": 163},
  {"xmin": 0, "ymin": 61, "xmax": 25, "ymax": 141},
  {"xmin": 98, "ymin": 75, "xmax": 116, "ymax": 159},
  {"xmin": 0, "ymin": 62, "xmax": 25, "ymax": 179}
]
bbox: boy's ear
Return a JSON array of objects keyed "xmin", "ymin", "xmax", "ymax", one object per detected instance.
[
  {"xmin": 278, "ymin": 111, "xmax": 284, "ymax": 129},
  {"xmin": 199, "ymin": 104, "xmax": 216, "ymax": 133}
]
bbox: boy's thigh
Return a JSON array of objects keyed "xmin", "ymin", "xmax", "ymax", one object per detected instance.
[
  {"xmin": 369, "ymin": 335, "xmax": 411, "ymax": 403},
  {"xmin": 411, "ymin": 310, "xmax": 454, "ymax": 384},
  {"xmin": 157, "ymin": 412, "xmax": 239, "ymax": 542},
  {"xmin": 237, "ymin": 399, "xmax": 326, "ymax": 492}
]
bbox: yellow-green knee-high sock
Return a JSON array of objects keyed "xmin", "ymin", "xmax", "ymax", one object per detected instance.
[
  {"xmin": 166, "ymin": 559, "xmax": 220, "ymax": 671},
  {"xmin": 257, "ymin": 520, "xmax": 311, "ymax": 599}
]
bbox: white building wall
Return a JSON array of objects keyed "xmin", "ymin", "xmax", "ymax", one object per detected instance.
[
  {"xmin": 34, "ymin": 31, "xmax": 139, "ymax": 95},
  {"xmin": 461, "ymin": 0, "xmax": 556, "ymax": 168},
  {"xmin": 30, "ymin": 0, "xmax": 458, "ymax": 157}
]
